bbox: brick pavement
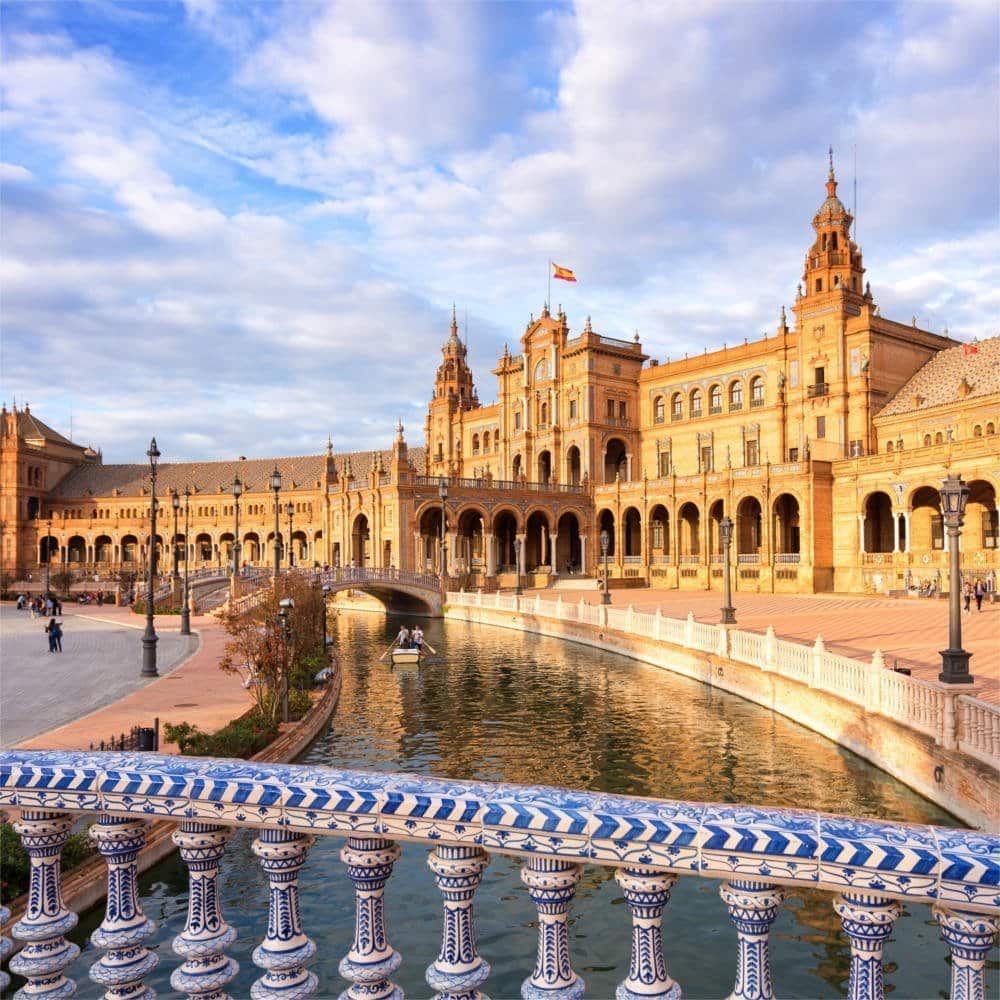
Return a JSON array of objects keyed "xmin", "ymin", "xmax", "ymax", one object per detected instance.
[
  {"xmin": 9, "ymin": 604, "xmax": 252, "ymax": 752},
  {"xmin": 527, "ymin": 584, "xmax": 1000, "ymax": 703}
]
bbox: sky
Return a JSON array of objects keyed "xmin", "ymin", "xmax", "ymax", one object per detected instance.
[{"xmin": 1, "ymin": 0, "xmax": 997, "ymax": 464}]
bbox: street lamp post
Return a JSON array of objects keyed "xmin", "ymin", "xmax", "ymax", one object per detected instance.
[
  {"xmin": 322, "ymin": 583, "xmax": 331, "ymax": 647},
  {"xmin": 438, "ymin": 477, "xmax": 448, "ymax": 582},
  {"xmin": 271, "ymin": 467, "xmax": 282, "ymax": 577},
  {"xmin": 171, "ymin": 489, "xmax": 180, "ymax": 580},
  {"xmin": 231, "ymin": 476, "xmax": 243, "ymax": 579},
  {"xmin": 141, "ymin": 437, "xmax": 160, "ymax": 678},
  {"xmin": 45, "ymin": 513, "xmax": 53, "ymax": 595},
  {"xmin": 514, "ymin": 536, "xmax": 523, "ymax": 596},
  {"xmin": 286, "ymin": 502, "xmax": 295, "ymax": 569},
  {"xmin": 720, "ymin": 515, "xmax": 736, "ymax": 624},
  {"xmin": 939, "ymin": 475, "xmax": 973, "ymax": 684},
  {"xmin": 278, "ymin": 597, "xmax": 294, "ymax": 723},
  {"xmin": 600, "ymin": 529, "xmax": 611, "ymax": 605},
  {"xmin": 180, "ymin": 488, "xmax": 191, "ymax": 636}
]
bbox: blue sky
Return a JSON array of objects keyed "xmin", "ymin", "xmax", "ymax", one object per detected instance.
[{"xmin": 2, "ymin": 0, "xmax": 997, "ymax": 463}]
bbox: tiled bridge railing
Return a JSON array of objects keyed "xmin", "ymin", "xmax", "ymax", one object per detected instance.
[
  {"xmin": 1, "ymin": 751, "xmax": 998, "ymax": 1000},
  {"xmin": 448, "ymin": 590, "xmax": 1000, "ymax": 772}
]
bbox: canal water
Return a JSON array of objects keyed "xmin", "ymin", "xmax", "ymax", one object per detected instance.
[{"xmin": 63, "ymin": 611, "xmax": 994, "ymax": 999}]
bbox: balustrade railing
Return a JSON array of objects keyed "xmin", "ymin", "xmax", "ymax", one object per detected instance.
[
  {"xmin": 414, "ymin": 475, "xmax": 584, "ymax": 495},
  {"xmin": 0, "ymin": 751, "xmax": 996, "ymax": 1000},
  {"xmin": 447, "ymin": 591, "xmax": 998, "ymax": 771}
]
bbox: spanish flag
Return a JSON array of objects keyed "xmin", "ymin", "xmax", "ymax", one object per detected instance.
[
  {"xmin": 552, "ymin": 262, "xmax": 577, "ymax": 283},
  {"xmin": 963, "ymin": 342, "xmax": 978, "ymax": 356}
]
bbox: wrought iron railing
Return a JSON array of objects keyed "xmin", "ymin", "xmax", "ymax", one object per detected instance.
[{"xmin": 0, "ymin": 750, "xmax": 995, "ymax": 1000}]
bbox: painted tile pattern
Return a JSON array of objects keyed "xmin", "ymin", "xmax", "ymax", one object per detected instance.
[{"xmin": 1, "ymin": 750, "xmax": 998, "ymax": 913}]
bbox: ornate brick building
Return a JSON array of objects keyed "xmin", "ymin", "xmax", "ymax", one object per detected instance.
[{"xmin": 2, "ymin": 163, "xmax": 997, "ymax": 596}]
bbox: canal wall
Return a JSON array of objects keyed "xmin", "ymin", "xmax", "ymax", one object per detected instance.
[{"xmin": 444, "ymin": 597, "xmax": 998, "ymax": 830}]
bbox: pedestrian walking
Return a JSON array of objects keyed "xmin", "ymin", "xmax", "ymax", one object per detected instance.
[
  {"xmin": 45, "ymin": 617, "xmax": 60, "ymax": 653},
  {"xmin": 44, "ymin": 595, "xmax": 54, "ymax": 616},
  {"xmin": 974, "ymin": 578, "xmax": 985, "ymax": 612},
  {"xmin": 963, "ymin": 580, "xmax": 972, "ymax": 613}
]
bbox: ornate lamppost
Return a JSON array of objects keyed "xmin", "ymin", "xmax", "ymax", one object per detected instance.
[
  {"xmin": 438, "ymin": 476, "xmax": 448, "ymax": 582},
  {"xmin": 514, "ymin": 536, "xmax": 523, "ymax": 596},
  {"xmin": 939, "ymin": 475, "xmax": 973, "ymax": 684},
  {"xmin": 231, "ymin": 476, "xmax": 243, "ymax": 576},
  {"xmin": 45, "ymin": 512, "xmax": 53, "ymax": 595},
  {"xmin": 277, "ymin": 596, "xmax": 294, "ymax": 723},
  {"xmin": 170, "ymin": 488, "xmax": 180, "ymax": 580},
  {"xmin": 600, "ymin": 529, "xmax": 611, "ymax": 605},
  {"xmin": 720, "ymin": 515, "xmax": 736, "ymax": 624},
  {"xmin": 322, "ymin": 583, "xmax": 331, "ymax": 647},
  {"xmin": 141, "ymin": 437, "xmax": 160, "ymax": 678},
  {"xmin": 286, "ymin": 501, "xmax": 295, "ymax": 569},
  {"xmin": 270, "ymin": 467, "xmax": 282, "ymax": 577},
  {"xmin": 180, "ymin": 487, "xmax": 191, "ymax": 636}
]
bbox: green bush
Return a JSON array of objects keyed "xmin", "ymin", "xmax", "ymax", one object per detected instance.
[
  {"xmin": 131, "ymin": 598, "xmax": 182, "ymax": 615},
  {"xmin": 1, "ymin": 821, "xmax": 94, "ymax": 903},
  {"xmin": 164, "ymin": 710, "xmax": 279, "ymax": 759},
  {"xmin": 288, "ymin": 687, "xmax": 313, "ymax": 720}
]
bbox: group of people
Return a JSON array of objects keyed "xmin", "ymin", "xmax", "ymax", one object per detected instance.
[
  {"xmin": 16, "ymin": 593, "xmax": 62, "ymax": 617},
  {"xmin": 963, "ymin": 578, "xmax": 989, "ymax": 613},
  {"xmin": 394, "ymin": 624, "xmax": 425, "ymax": 650}
]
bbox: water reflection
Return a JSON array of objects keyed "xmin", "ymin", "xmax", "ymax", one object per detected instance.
[{"xmin": 53, "ymin": 610, "xmax": 995, "ymax": 1000}]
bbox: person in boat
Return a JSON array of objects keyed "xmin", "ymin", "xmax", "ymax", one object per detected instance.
[
  {"xmin": 412, "ymin": 625, "xmax": 424, "ymax": 651},
  {"xmin": 394, "ymin": 625, "xmax": 410, "ymax": 649}
]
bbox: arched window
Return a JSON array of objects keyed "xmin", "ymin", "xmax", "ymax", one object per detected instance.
[
  {"xmin": 690, "ymin": 388, "xmax": 703, "ymax": 417},
  {"xmin": 472, "ymin": 434, "xmax": 480, "ymax": 454},
  {"xmin": 729, "ymin": 381, "xmax": 744, "ymax": 410},
  {"xmin": 540, "ymin": 402, "xmax": 548, "ymax": 425},
  {"xmin": 653, "ymin": 396, "xmax": 665, "ymax": 424},
  {"xmin": 886, "ymin": 441, "xmax": 894, "ymax": 453},
  {"xmin": 670, "ymin": 393, "xmax": 683, "ymax": 420},
  {"xmin": 923, "ymin": 434, "xmax": 932, "ymax": 447},
  {"xmin": 935, "ymin": 432, "xmax": 944, "ymax": 445},
  {"xmin": 987, "ymin": 422, "xmax": 996, "ymax": 436},
  {"xmin": 750, "ymin": 376, "xmax": 765, "ymax": 407},
  {"xmin": 709, "ymin": 384, "xmax": 722, "ymax": 414},
  {"xmin": 973, "ymin": 425, "xmax": 983, "ymax": 438},
  {"xmin": 482, "ymin": 431, "xmax": 490, "ymax": 452}
]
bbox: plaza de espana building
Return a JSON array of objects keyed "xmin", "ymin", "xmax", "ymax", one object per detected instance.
[{"xmin": 2, "ymin": 164, "xmax": 998, "ymax": 599}]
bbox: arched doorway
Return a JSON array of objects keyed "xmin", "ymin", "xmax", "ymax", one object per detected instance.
[
  {"xmin": 649, "ymin": 505, "xmax": 669, "ymax": 562},
  {"xmin": 604, "ymin": 439, "xmax": 627, "ymax": 483},
  {"xmin": 244, "ymin": 532, "xmax": 261, "ymax": 565},
  {"xmin": 512, "ymin": 454, "xmax": 523, "ymax": 479},
  {"xmin": 39, "ymin": 536, "xmax": 59, "ymax": 564},
  {"xmin": 910, "ymin": 487, "xmax": 942, "ymax": 552},
  {"xmin": 708, "ymin": 500, "xmax": 725, "ymax": 558},
  {"xmin": 351, "ymin": 514, "xmax": 370, "ymax": 567},
  {"xmin": 623, "ymin": 507, "xmax": 642, "ymax": 558},
  {"xmin": 773, "ymin": 494, "xmax": 801, "ymax": 555},
  {"xmin": 492, "ymin": 510, "xmax": 519, "ymax": 572},
  {"xmin": 95, "ymin": 535, "xmax": 113, "ymax": 563},
  {"xmin": 292, "ymin": 531, "xmax": 308, "ymax": 566},
  {"xmin": 537, "ymin": 450, "xmax": 552, "ymax": 484},
  {"xmin": 598, "ymin": 509, "xmax": 616, "ymax": 558},
  {"xmin": 67, "ymin": 535, "xmax": 86, "ymax": 563},
  {"xmin": 525, "ymin": 511, "xmax": 552, "ymax": 570},
  {"xmin": 967, "ymin": 480, "xmax": 998, "ymax": 551},
  {"xmin": 219, "ymin": 533, "xmax": 234, "ymax": 569},
  {"xmin": 863, "ymin": 492, "xmax": 894, "ymax": 553},
  {"xmin": 556, "ymin": 512, "xmax": 582, "ymax": 573},
  {"xmin": 566, "ymin": 445, "xmax": 581, "ymax": 486},
  {"xmin": 679, "ymin": 503, "xmax": 700, "ymax": 557},
  {"xmin": 456, "ymin": 509, "xmax": 485, "ymax": 574},
  {"xmin": 736, "ymin": 497, "xmax": 762, "ymax": 556},
  {"xmin": 418, "ymin": 507, "xmax": 444, "ymax": 573},
  {"xmin": 195, "ymin": 533, "xmax": 213, "ymax": 565}
]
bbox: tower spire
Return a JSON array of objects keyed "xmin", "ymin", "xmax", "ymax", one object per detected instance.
[{"xmin": 451, "ymin": 302, "xmax": 458, "ymax": 337}]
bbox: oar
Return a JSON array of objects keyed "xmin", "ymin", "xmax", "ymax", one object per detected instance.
[
  {"xmin": 421, "ymin": 641, "xmax": 437, "ymax": 655},
  {"xmin": 378, "ymin": 639, "xmax": 397, "ymax": 661}
]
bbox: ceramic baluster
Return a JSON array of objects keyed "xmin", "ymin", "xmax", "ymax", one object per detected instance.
[
  {"xmin": 338, "ymin": 836, "xmax": 402, "ymax": 1000},
  {"xmin": 88, "ymin": 814, "xmax": 158, "ymax": 1000},
  {"xmin": 9, "ymin": 810, "xmax": 80, "ymax": 998},
  {"xmin": 251, "ymin": 828, "xmax": 317, "ymax": 999},
  {"xmin": 832, "ymin": 891, "xmax": 902, "ymax": 1000},
  {"xmin": 520, "ymin": 857, "xmax": 585, "ymax": 1000},
  {"xmin": 615, "ymin": 866, "xmax": 679, "ymax": 1000},
  {"xmin": 720, "ymin": 879, "xmax": 787, "ymax": 1000},
  {"xmin": 425, "ymin": 845, "xmax": 491, "ymax": 1000},
  {"xmin": 1, "ymin": 904, "xmax": 13, "ymax": 992},
  {"xmin": 933, "ymin": 905, "xmax": 1000, "ymax": 1000},
  {"xmin": 171, "ymin": 822, "xmax": 239, "ymax": 999}
]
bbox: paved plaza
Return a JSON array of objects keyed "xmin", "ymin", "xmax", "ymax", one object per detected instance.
[
  {"xmin": 0, "ymin": 603, "xmax": 198, "ymax": 747},
  {"xmin": 531, "ymin": 584, "xmax": 1000, "ymax": 702}
]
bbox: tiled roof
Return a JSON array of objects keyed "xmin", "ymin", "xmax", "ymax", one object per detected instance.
[
  {"xmin": 878, "ymin": 336, "xmax": 1000, "ymax": 418},
  {"xmin": 13, "ymin": 408, "xmax": 79, "ymax": 449},
  {"xmin": 49, "ymin": 446, "xmax": 427, "ymax": 499}
]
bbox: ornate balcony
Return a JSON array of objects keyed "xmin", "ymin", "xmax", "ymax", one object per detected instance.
[
  {"xmin": 808, "ymin": 382, "xmax": 829, "ymax": 398},
  {"xmin": 1, "ymin": 749, "xmax": 996, "ymax": 1000}
]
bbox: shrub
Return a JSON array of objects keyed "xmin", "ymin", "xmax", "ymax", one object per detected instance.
[
  {"xmin": 164, "ymin": 710, "xmax": 279, "ymax": 759},
  {"xmin": 288, "ymin": 687, "xmax": 313, "ymax": 720}
]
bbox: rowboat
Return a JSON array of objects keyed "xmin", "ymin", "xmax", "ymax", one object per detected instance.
[{"xmin": 390, "ymin": 647, "xmax": 421, "ymax": 669}]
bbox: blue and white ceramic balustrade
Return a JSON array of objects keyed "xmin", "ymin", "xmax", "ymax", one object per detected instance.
[{"xmin": 0, "ymin": 750, "xmax": 997, "ymax": 1000}]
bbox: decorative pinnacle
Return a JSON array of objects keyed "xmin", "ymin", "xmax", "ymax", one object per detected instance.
[
  {"xmin": 829, "ymin": 145, "xmax": 835, "ymax": 179},
  {"xmin": 326, "ymin": 435, "xmax": 333, "ymax": 456}
]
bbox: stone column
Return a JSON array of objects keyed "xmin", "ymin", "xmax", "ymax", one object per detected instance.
[
  {"xmin": 720, "ymin": 879, "xmax": 787, "ymax": 1000},
  {"xmin": 626, "ymin": 454, "xmax": 633, "ymax": 481},
  {"xmin": 447, "ymin": 531, "xmax": 459, "ymax": 575},
  {"xmin": 892, "ymin": 513, "xmax": 900, "ymax": 553},
  {"xmin": 484, "ymin": 532, "xmax": 496, "ymax": 576},
  {"xmin": 833, "ymin": 891, "xmax": 902, "ymax": 1000},
  {"xmin": 579, "ymin": 534, "xmax": 587, "ymax": 575},
  {"xmin": 521, "ymin": 858, "xmax": 584, "ymax": 999},
  {"xmin": 858, "ymin": 513, "xmax": 866, "ymax": 553},
  {"xmin": 616, "ymin": 867, "xmax": 679, "ymax": 1000},
  {"xmin": 550, "ymin": 533, "xmax": 559, "ymax": 575},
  {"xmin": 413, "ymin": 531, "xmax": 422, "ymax": 572},
  {"xmin": 515, "ymin": 533, "xmax": 526, "ymax": 577},
  {"xmin": 903, "ymin": 510, "xmax": 911, "ymax": 553}
]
